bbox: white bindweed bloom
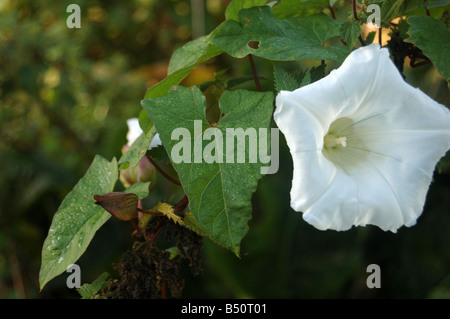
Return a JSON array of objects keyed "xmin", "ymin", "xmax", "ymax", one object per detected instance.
[
  {"xmin": 274, "ymin": 44, "xmax": 450, "ymax": 232},
  {"xmin": 126, "ymin": 118, "xmax": 162, "ymax": 149}
]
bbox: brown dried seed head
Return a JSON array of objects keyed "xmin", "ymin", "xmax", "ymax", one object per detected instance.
[{"xmin": 94, "ymin": 192, "xmax": 139, "ymax": 221}]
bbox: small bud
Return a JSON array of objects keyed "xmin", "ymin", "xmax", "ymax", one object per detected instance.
[
  {"xmin": 94, "ymin": 192, "xmax": 139, "ymax": 221},
  {"xmin": 119, "ymin": 156, "xmax": 157, "ymax": 188}
]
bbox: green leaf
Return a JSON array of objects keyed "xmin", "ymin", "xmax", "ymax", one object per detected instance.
[
  {"xmin": 39, "ymin": 156, "xmax": 118, "ymax": 290},
  {"xmin": 147, "ymin": 144, "xmax": 171, "ymax": 163},
  {"xmin": 145, "ymin": 40, "xmax": 222, "ymax": 99},
  {"xmin": 153, "ymin": 202, "xmax": 183, "ymax": 225},
  {"xmin": 273, "ymin": 63, "xmax": 301, "ymax": 92},
  {"xmin": 138, "ymin": 109, "xmax": 153, "ymax": 135},
  {"xmin": 183, "ymin": 212, "xmax": 210, "ymax": 237},
  {"xmin": 144, "ymin": 67, "xmax": 194, "ymax": 99},
  {"xmin": 420, "ymin": 0, "xmax": 450, "ymax": 9},
  {"xmin": 225, "ymin": 0, "xmax": 268, "ymax": 21},
  {"xmin": 289, "ymin": 13, "xmax": 342, "ymax": 44},
  {"xmin": 377, "ymin": 0, "xmax": 423, "ymax": 25},
  {"xmin": 339, "ymin": 21, "xmax": 361, "ymax": 48},
  {"xmin": 77, "ymin": 272, "xmax": 110, "ymax": 299},
  {"xmin": 119, "ymin": 124, "xmax": 156, "ymax": 168},
  {"xmin": 300, "ymin": 69, "xmax": 312, "ymax": 87},
  {"xmin": 274, "ymin": 63, "xmax": 325, "ymax": 92},
  {"xmin": 309, "ymin": 64, "xmax": 326, "ymax": 83},
  {"xmin": 380, "ymin": 0, "xmax": 405, "ymax": 24},
  {"xmin": 272, "ymin": 0, "xmax": 329, "ymax": 19},
  {"xmin": 126, "ymin": 181, "xmax": 151, "ymax": 200},
  {"xmin": 364, "ymin": 31, "xmax": 377, "ymax": 45},
  {"xmin": 168, "ymin": 36, "xmax": 223, "ymax": 75},
  {"xmin": 207, "ymin": 6, "xmax": 348, "ymax": 63},
  {"xmin": 407, "ymin": 15, "xmax": 450, "ymax": 81},
  {"xmin": 142, "ymin": 86, "xmax": 274, "ymax": 255}
]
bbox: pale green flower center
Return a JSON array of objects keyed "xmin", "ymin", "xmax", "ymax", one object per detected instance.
[
  {"xmin": 322, "ymin": 117, "xmax": 368, "ymax": 174},
  {"xmin": 324, "ymin": 133, "xmax": 347, "ymax": 148}
]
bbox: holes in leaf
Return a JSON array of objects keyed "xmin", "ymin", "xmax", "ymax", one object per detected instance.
[{"xmin": 247, "ymin": 41, "xmax": 260, "ymax": 49}]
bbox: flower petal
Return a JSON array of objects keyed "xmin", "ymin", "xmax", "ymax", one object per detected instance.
[
  {"xmin": 126, "ymin": 118, "xmax": 142, "ymax": 146},
  {"xmin": 126, "ymin": 117, "xmax": 162, "ymax": 150},
  {"xmin": 289, "ymin": 150, "xmax": 337, "ymax": 212},
  {"xmin": 275, "ymin": 44, "xmax": 450, "ymax": 232}
]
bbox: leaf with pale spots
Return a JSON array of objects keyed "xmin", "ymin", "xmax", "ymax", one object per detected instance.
[{"xmin": 39, "ymin": 156, "xmax": 118, "ymax": 290}]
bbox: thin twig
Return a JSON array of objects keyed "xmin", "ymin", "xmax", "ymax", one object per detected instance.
[{"xmin": 248, "ymin": 54, "xmax": 262, "ymax": 92}]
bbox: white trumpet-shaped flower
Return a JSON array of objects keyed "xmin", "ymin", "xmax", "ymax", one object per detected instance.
[
  {"xmin": 274, "ymin": 44, "xmax": 450, "ymax": 232},
  {"xmin": 126, "ymin": 118, "xmax": 162, "ymax": 149}
]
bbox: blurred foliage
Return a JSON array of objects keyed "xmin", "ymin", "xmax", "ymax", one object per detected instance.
[{"xmin": 0, "ymin": 0, "xmax": 449, "ymax": 299}]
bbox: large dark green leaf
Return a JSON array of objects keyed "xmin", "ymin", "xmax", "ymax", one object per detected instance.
[
  {"xmin": 142, "ymin": 86, "xmax": 274, "ymax": 255},
  {"xmin": 207, "ymin": 6, "xmax": 348, "ymax": 62}
]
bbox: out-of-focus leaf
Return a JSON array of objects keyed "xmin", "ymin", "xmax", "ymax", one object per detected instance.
[
  {"xmin": 272, "ymin": 0, "xmax": 329, "ymax": 19},
  {"xmin": 420, "ymin": 0, "xmax": 450, "ymax": 8},
  {"xmin": 225, "ymin": 0, "xmax": 268, "ymax": 21},
  {"xmin": 407, "ymin": 15, "xmax": 450, "ymax": 81}
]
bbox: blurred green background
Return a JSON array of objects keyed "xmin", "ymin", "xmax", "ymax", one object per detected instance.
[{"xmin": 0, "ymin": 0, "xmax": 449, "ymax": 299}]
